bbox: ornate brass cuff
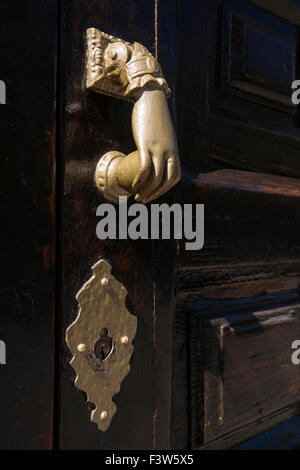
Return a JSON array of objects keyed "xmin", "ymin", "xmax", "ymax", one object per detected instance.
[{"xmin": 120, "ymin": 42, "xmax": 171, "ymax": 98}]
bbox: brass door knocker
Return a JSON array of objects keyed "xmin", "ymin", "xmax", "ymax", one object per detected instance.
[{"xmin": 88, "ymin": 28, "xmax": 181, "ymax": 203}]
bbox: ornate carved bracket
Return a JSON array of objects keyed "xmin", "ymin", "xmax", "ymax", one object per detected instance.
[{"xmin": 86, "ymin": 28, "xmax": 170, "ymax": 101}]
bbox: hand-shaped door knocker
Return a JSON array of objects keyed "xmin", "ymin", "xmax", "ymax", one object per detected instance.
[{"xmin": 88, "ymin": 28, "xmax": 181, "ymax": 203}]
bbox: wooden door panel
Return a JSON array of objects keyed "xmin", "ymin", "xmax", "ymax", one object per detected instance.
[
  {"xmin": 177, "ymin": 170, "xmax": 300, "ymax": 268},
  {"xmin": 177, "ymin": 0, "xmax": 300, "ymax": 177},
  {"xmin": 174, "ymin": 0, "xmax": 300, "ymax": 450},
  {"xmin": 173, "ymin": 170, "xmax": 300, "ymax": 449},
  {"xmin": 190, "ymin": 302, "xmax": 300, "ymax": 447},
  {"xmin": 173, "ymin": 174, "xmax": 300, "ymax": 449}
]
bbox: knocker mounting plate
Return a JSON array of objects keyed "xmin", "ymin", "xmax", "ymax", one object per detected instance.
[
  {"xmin": 86, "ymin": 28, "xmax": 170, "ymax": 101},
  {"xmin": 86, "ymin": 28, "xmax": 132, "ymax": 100},
  {"xmin": 66, "ymin": 259, "xmax": 137, "ymax": 432}
]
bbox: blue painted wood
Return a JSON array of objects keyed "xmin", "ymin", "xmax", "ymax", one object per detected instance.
[{"xmin": 233, "ymin": 417, "xmax": 300, "ymax": 450}]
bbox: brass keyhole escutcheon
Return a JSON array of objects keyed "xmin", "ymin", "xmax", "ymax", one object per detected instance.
[
  {"xmin": 66, "ymin": 259, "xmax": 137, "ymax": 431},
  {"xmin": 94, "ymin": 328, "xmax": 114, "ymax": 361}
]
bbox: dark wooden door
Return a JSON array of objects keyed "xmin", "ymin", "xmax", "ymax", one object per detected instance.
[
  {"xmin": 60, "ymin": 0, "xmax": 300, "ymax": 450},
  {"xmin": 1, "ymin": 0, "xmax": 300, "ymax": 451},
  {"xmin": 0, "ymin": 1, "xmax": 57, "ymax": 450}
]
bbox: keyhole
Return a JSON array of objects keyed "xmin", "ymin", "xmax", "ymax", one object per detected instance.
[{"xmin": 94, "ymin": 328, "xmax": 113, "ymax": 361}]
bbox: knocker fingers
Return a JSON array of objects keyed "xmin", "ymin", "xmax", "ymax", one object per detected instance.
[
  {"xmin": 132, "ymin": 148, "xmax": 152, "ymax": 196},
  {"xmin": 136, "ymin": 152, "xmax": 166, "ymax": 202},
  {"xmin": 139, "ymin": 153, "xmax": 181, "ymax": 203}
]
